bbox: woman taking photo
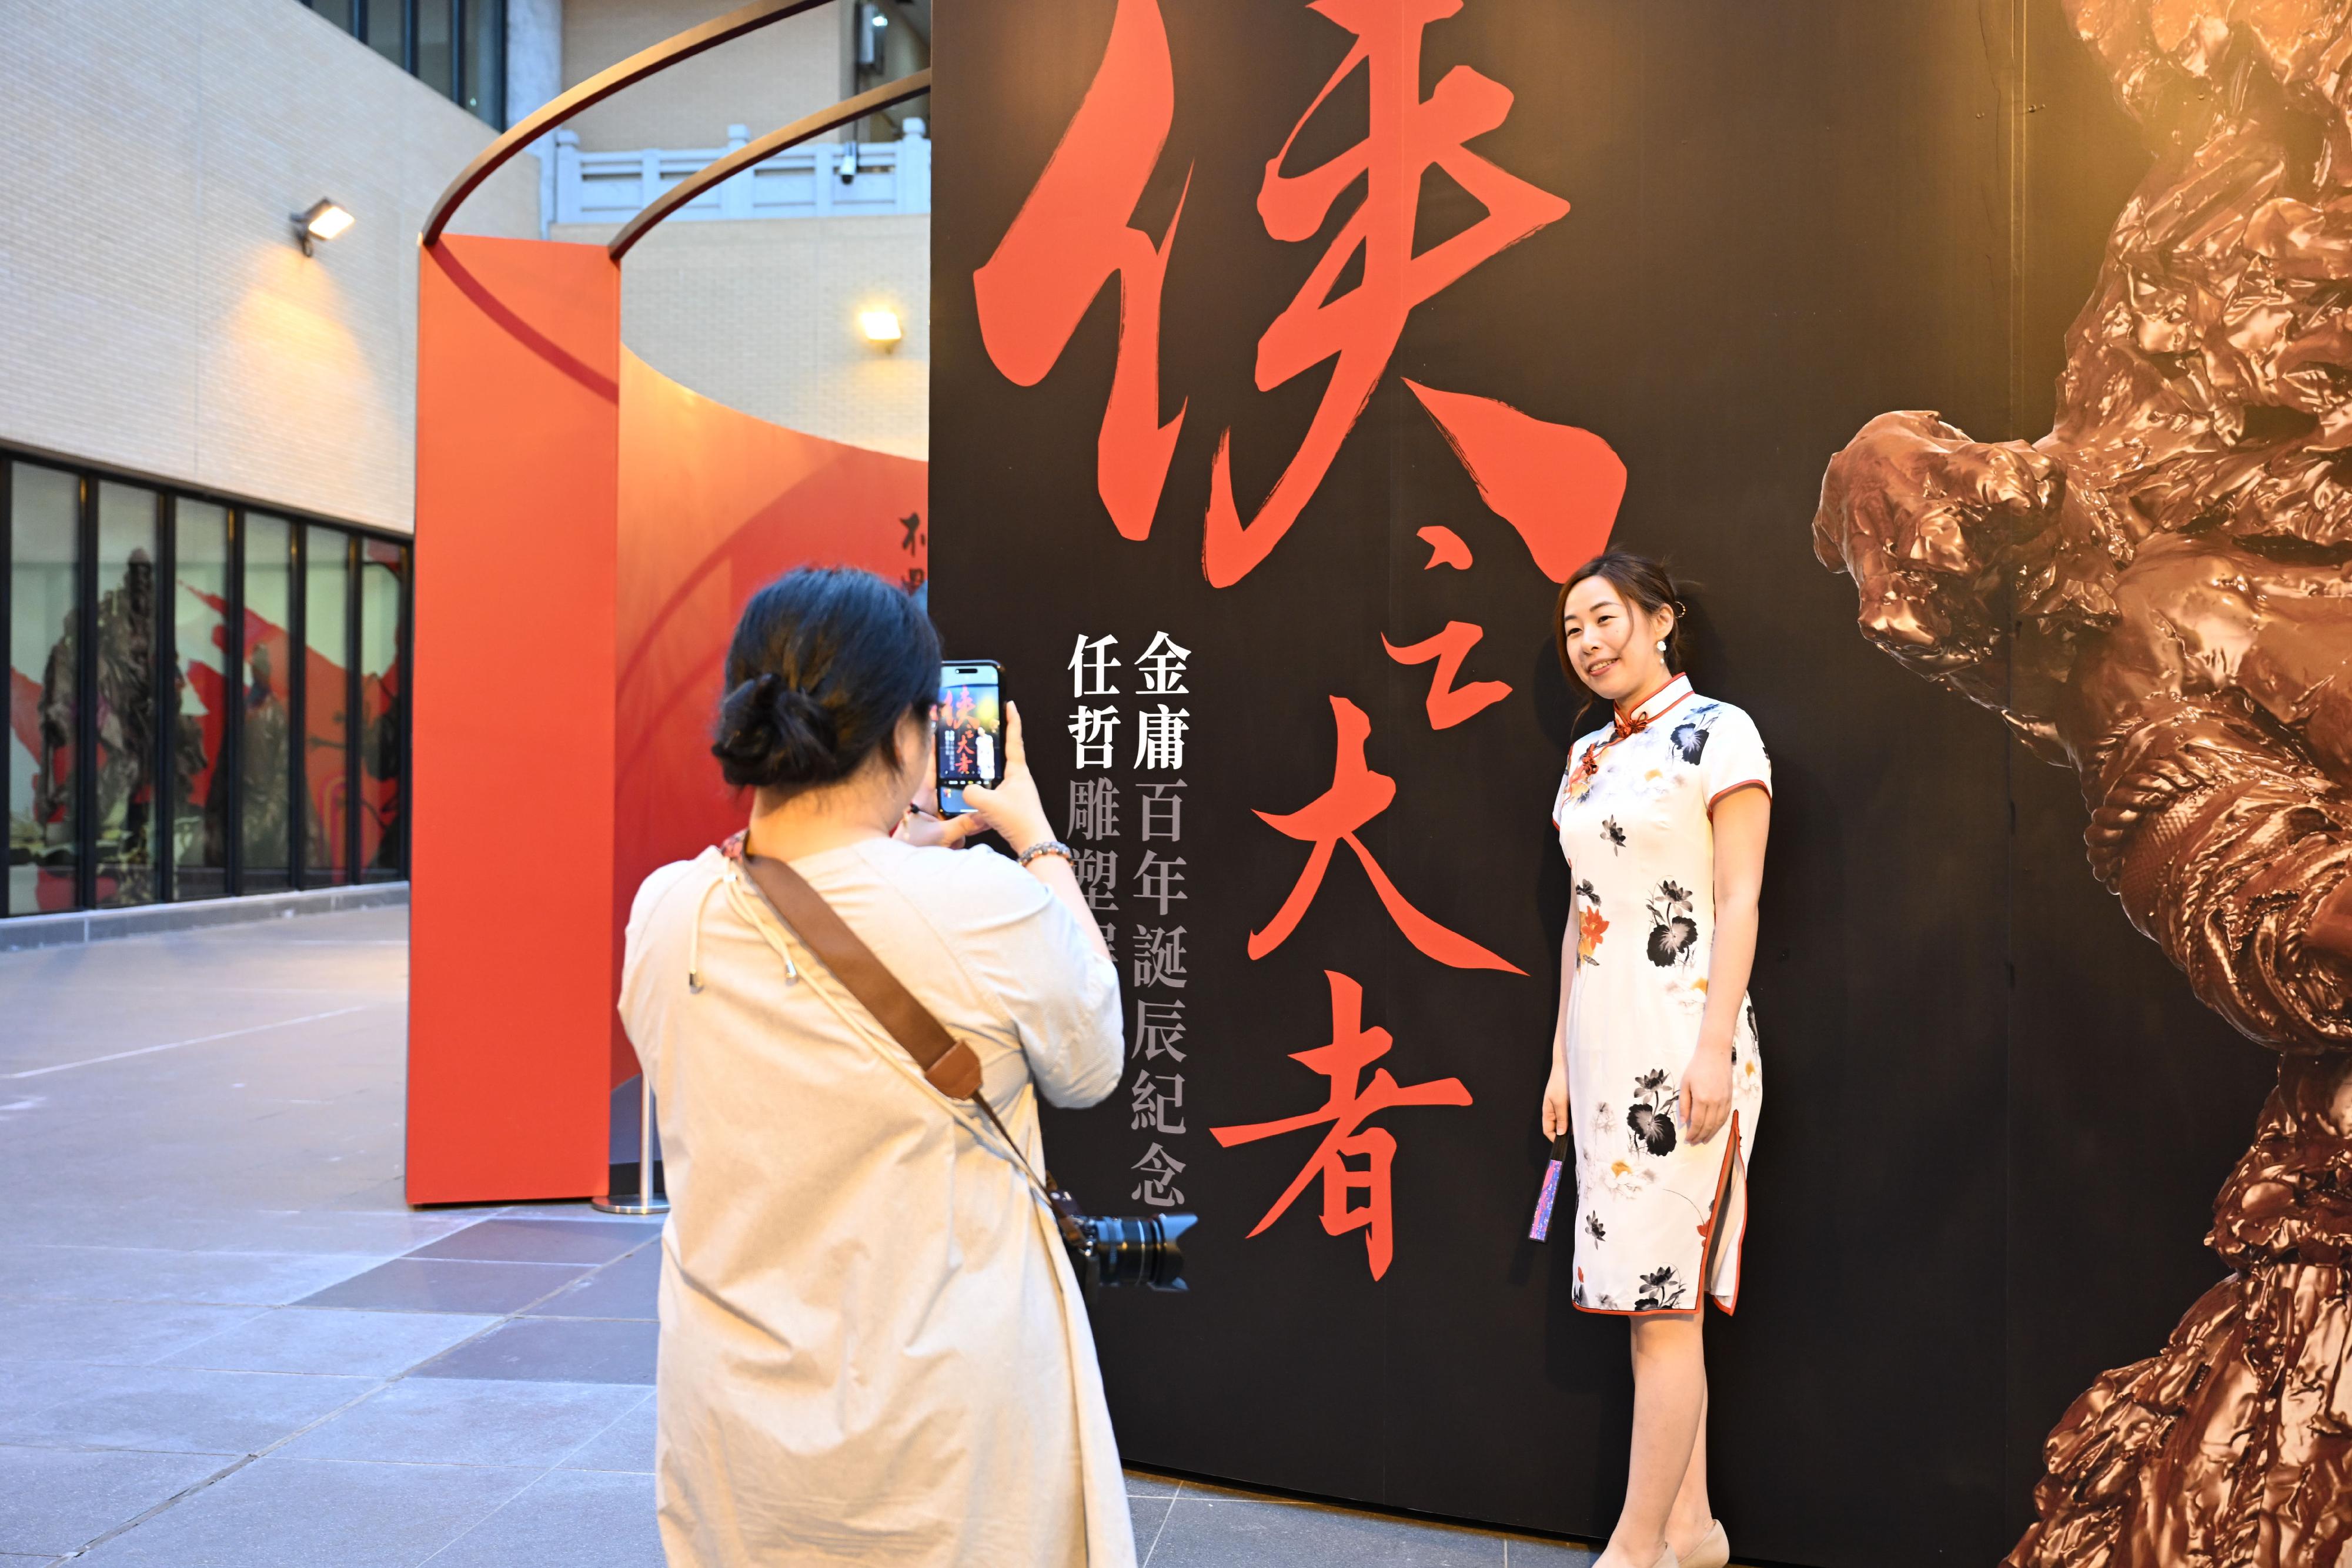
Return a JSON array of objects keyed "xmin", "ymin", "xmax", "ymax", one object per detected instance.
[
  {"xmin": 619, "ymin": 567, "xmax": 1132, "ymax": 1567},
  {"xmin": 1541, "ymin": 551, "xmax": 1770, "ymax": 1568}
]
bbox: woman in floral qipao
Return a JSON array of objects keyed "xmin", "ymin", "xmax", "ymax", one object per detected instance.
[{"xmin": 1540, "ymin": 551, "xmax": 1770, "ymax": 1568}]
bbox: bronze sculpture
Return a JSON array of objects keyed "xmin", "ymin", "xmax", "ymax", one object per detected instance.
[{"xmin": 1813, "ymin": 1, "xmax": 2352, "ymax": 1560}]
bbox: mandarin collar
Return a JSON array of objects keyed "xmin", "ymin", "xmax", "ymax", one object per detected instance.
[{"xmin": 1615, "ymin": 672, "xmax": 1693, "ymax": 730}]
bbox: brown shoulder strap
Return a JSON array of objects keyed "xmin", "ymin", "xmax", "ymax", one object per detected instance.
[{"xmin": 737, "ymin": 851, "xmax": 985, "ymax": 1101}]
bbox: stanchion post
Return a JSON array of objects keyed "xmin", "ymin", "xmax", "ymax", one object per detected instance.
[{"xmin": 593, "ymin": 1072, "xmax": 670, "ymax": 1215}]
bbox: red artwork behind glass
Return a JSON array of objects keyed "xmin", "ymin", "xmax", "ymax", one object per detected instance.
[
  {"xmin": 5, "ymin": 585, "xmax": 399, "ymax": 912},
  {"xmin": 7, "ymin": 668, "xmax": 70, "ymax": 910},
  {"xmin": 178, "ymin": 591, "xmax": 402, "ymax": 877}
]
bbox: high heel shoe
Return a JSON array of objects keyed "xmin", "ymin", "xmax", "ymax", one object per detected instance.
[
  {"xmin": 1643, "ymin": 1546, "xmax": 1681, "ymax": 1568},
  {"xmin": 1679, "ymin": 1520, "xmax": 1729, "ymax": 1568}
]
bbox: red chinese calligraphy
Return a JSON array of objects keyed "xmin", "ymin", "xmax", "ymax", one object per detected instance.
[
  {"xmin": 1382, "ymin": 620, "xmax": 1510, "ymax": 729},
  {"xmin": 1416, "ymin": 524, "xmax": 1472, "ymax": 570},
  {"xmin": 1404, "ymin": 379, "xmax": 1623, "ymax": 581},
  {"xmin": 977, "ymin": 1, "xmax": 1586, "ymax": 587},
  {"xmin": 1250, "ymin": 697, "xmax": 1523, "ymax": 972},
  {"xmin": 973, "ymin": 0, "xmax": 1188, "ymax": 540},
  {"xmin": 1210, "ymin": 970, "xmax": 1472, "ymax": 1279},
  {"xmin": 1201, "ymin": 0, "xmax": 1571, "ymax": 586}
]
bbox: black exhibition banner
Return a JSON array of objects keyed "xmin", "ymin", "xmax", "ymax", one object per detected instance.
[{"xmin": 930, "ymin": 3, "xmax": 2277, "ymax": 1562}]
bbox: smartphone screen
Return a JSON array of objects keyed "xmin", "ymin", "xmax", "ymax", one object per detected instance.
[{"xmin": 936, "ymin": 661, "xmax": 1003, "ymax": 817}]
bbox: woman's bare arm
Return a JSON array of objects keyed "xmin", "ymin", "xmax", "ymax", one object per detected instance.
[
  {"xmin": 1541, "ymin": 888, "xmax": 1576, "ymax": 1139},
  {"xmin": 1683, "ymin": 785, "xmax": 1769, "ymax": 1144}
]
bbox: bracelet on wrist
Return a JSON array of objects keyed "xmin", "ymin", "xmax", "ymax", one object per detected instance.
[{"xmin": 1017, "ymin": 838, "xmax": 1075, "ymax": 868}]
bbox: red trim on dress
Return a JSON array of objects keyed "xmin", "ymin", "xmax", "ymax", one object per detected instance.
[
  {"xmin": 1565, "ymin": 684, "xmax": 1700, "ymax": 805},
  {"xmin": 1612, "ymin": 673, "xmax": 1695, "ymax": 730},
  {"xmin": 1715, "ymin": 1191, "xmax": 1750, "ymax": 1318},
  {"xmin": 1636, "ymin": 688, "xmax": 1698, "ymax": 726},
  {"xmin": 1569, "ymin": 1109, "xmax": 1745, "ymax": 1320},
  {"xmin": 1694, "ymin": 1108, "xmax": 1744, "ymax": 1318},
  {"xmin": 1705, "ymin": 779, "xmax": 1769, "ymax": 814}
]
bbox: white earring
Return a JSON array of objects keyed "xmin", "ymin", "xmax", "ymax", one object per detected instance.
[{"xmin": 1655, "ymin": 639, "xmax": 1667, "ymax": 654}]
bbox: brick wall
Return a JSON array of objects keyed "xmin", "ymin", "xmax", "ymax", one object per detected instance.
[
  {"xmin": 557, "ymin": 213, "xmax": 929, "ymax": 460},
  {"xmin": 0, "ymin": 0, "xmax": 541, "ymax": 534},
  {"xmin": 552, "ymin": 2, "xmax": 927, "ymax": 461},
  {"xmin": 562, "ymin": 0, "xmax": 844, "ymax": 153}
]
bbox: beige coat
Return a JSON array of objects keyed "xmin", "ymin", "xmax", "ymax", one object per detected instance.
[{"xmin": 619, "ymin": 838, "xmax": 1132, "ymax": 1567}]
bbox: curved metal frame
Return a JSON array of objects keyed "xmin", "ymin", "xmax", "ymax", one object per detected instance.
[
  {"xmin": 606, "ymin": 71, "xmax": 934, "ymax": 262},
  {"xmin": 420, "ymin": 0, "xmax": 837, "ymax": 247}
]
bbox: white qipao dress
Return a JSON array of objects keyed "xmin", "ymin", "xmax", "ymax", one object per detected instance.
[{"xmin": 1551, "ymin": 674, "xmax": 1769, "ymax": 1315}]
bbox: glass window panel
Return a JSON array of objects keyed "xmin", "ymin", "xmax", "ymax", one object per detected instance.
[
  {"xmin": 358, "ymin": 540, "xmax": 407, "ymax": 882},
  {"xmin": 311, "ymin": 0, "xmax": 356, "ymax": 32},
  {"xmin": 303, "ymin": 529, "xmax": 351, "ymax": 888},
  {"xmin": 416, "ymin": 0, "xmax": 453, "ymax": 99},
  {"xmin": 241, "ymin": 514, "xmax": 293, "ymax": 893},
  {"xmin": 172, "ymin": 502, "xmax": 231, "ymax": 901},
  {"xmin": 365, "ymin": 0, "xmax": 405, "ymax": 66},
  {"xmin": 93, "ymin": 483, "xmax": 159, "ymax": 908},
  {"xmin": 8, "ymin": 464, "xmax": 79, "ymax": 916},
  {"xmin": 463, "ymin": 0, "xmax": 503, "ymax": 125}
]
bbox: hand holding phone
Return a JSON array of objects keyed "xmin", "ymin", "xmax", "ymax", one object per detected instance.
[
  {"xmin": 961, "ymin": 703, "xmax": 1053, "ymax": 850},
  {"xmin": 893, "ymin": 781, "xmax": 978, "ymax": 849}
]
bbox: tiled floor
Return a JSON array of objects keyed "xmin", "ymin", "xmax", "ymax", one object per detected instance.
[{"xmin": 0, "ymin": 908, "xmax": 1612, "ymax": 1564}]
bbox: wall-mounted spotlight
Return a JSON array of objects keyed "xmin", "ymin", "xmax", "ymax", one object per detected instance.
[
  {"xmin": 860, "ymin": 309, "xmax": 904, "ymax": 347},
  {"xmin": 292, "ymin": 199, "xmax": 355, "ymax": 257}
]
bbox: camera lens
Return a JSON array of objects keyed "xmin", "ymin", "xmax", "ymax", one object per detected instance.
[{"xmin": 1079, "ymin": 1213, "xmax": 1196, "ymax": 1290}]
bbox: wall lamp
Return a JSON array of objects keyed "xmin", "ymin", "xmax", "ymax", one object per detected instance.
[
  {"xmin": 860, "ymin": 309, "xmax": 904, "ymax": 347},
  {"xmin": 293, "ymin": 199, "xmax": 355, "ymax": 256}
]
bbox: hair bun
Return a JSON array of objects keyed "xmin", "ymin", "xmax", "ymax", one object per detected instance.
[
  {"xmin": 711, "ymin": 671, "xmax": 850, "ymax": 789},
  {"xmin": 712, "ymin": 567, "xmax": 943, "ymax": 795}
]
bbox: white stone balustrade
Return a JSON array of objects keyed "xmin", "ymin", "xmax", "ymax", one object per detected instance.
[{"xmin": 550, "ymin": 121, "xmax": 931, "ymax": 227}]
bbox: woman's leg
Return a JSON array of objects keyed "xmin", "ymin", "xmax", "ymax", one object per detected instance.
[
  {"xmin": 1597, "ymin": 1311, "xmax": 1706, "ymax": 1568},
  {"xmin": 1665, "ymin": 1372, "xmax": 1713, "ymax": 1554}
]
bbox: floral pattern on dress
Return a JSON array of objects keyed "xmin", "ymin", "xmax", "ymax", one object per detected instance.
[
  {"xmin": 1597, "ymin": 1156, "xmax": 1652, "ymax": 1198},
  {"xmin": 1553, "ymin": 674, "xmax": 1771, "ymax": 1317},
  {"xmin": 1577, "ymin": 908, "xmax": 1609, "ymax": 965},
  {"xmin": 1626, "ymin": 1068, "xmax": 1679, "ymax": 1158},
  {"xmin": 1636, "ymin": 1265, "xmax": 1688, "ymax": 1312},
  {"xmin": 1645, "ymin": 881, "xmax": 1698, "ymax": 968},
  {"xmin": 1574, "ymin": 879, "xmax": 1608, "ymax": 965}
]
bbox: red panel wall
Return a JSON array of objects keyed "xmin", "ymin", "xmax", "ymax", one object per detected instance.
[
  {"xmin": 610, "ymin": 351, "xmax": 928, "ymax": 1085},
  {"xmin": 407, "ymin": 240, "xmax": 929, "ymax": 1202},
  {"xmin": 409, "ymin": 236, "xmax": 622, "ymax": 1204}
]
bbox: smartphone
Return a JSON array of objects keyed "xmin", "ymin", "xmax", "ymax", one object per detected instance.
[{"xmin": 936, "ymin": 661, "xmax": 1004, "ymax": 817}]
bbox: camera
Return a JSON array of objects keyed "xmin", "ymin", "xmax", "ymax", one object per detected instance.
[{"xmin": 1047, "ymin": 1186, "xmax": 1196, "ymax": 1290}]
